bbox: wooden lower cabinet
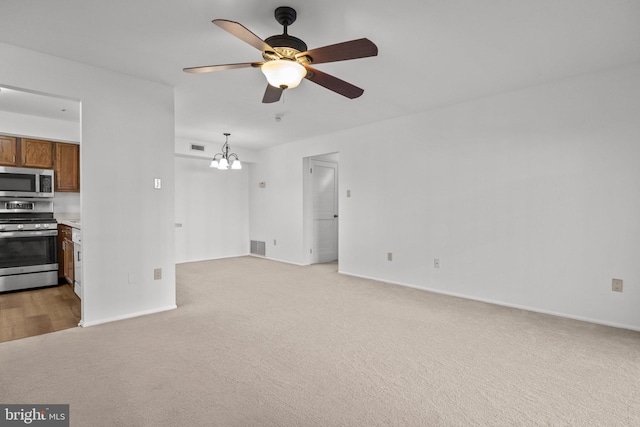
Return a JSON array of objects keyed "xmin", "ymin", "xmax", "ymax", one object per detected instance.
[{"xmin": 58, "ymin": 225, "xmax": 74, "ymax": 285}]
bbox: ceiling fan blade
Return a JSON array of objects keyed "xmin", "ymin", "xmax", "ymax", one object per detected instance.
[
  {"xmin": 183, "ymin": 62, "xmax": 262, "ymax": 73},
  {"xmin": 262, "ymin": 84, "xmax": 283, "ymax": 103},
  {"xmin": 296, "ymin": 38, "xmax": 378, "ymax": 64},
  {"xmin": 304, "ymin": 66, "xmax": 364, "ymax": 99},
  {"xmin": 213, "ymin": 19, "xmax": 277, "ymax": 53}
]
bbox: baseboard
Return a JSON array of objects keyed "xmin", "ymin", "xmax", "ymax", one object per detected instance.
[
  {"xmin": 176, "ymin": 254, "xmax": 249, "ymax": 264},
  {"xmin": 177, "ymin": 254, "xmax": 306, "ymax": 267},
  {"xmin": 80, "ymin": 304, "xmax": 177, "ymax": 327},
  {"xmin": 249, "ymin": 254, "xmax": 307, "ymax": 266},
  {"xmin": 338, "ymin": 270, "xmax": 640, "ymax": 332}
]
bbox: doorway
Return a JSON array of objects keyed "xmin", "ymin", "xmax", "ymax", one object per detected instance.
[
  {"xmin": 0, "ymin": 85, "xmax": 82, "ymax": 341},
  {"xmin": 303, "ymin": 153, "xmax": 339, "ymax": 264}
]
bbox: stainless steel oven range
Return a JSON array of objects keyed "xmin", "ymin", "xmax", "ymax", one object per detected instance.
[{"xmin": 0, "ymin": 199, "xmax": 58, "ymax": 293}]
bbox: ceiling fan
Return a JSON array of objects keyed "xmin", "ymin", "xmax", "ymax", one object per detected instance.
[{"xmin": 183, "ymin": 6, "xmax": 378, "ymax": 103}]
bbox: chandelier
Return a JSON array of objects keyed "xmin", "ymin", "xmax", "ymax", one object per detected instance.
[{"xmin": 210, "ymin": 133, "xmax": 242, "ymax": 170}]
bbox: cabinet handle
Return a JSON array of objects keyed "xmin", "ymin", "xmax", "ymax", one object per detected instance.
[
  {"xmin": 13, "ymin": 155, "xmax": 15, "ymax": 163},
  {"xmin": 62, "ymin": 241, "xmax": 65, "ymax": 250}
]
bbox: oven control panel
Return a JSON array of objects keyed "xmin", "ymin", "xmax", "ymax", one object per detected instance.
[
  {"xmin": 4, "ymin": 201, "xmax": 35, "ymax": 210},
  {"xmin": 1, "ymin": 199, "xmax": 53, "ymax": 214}
]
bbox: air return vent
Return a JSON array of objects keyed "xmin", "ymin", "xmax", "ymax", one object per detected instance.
[
  {"xmin": 190, "ymin": 144, "xmax": 205, "ymax": 152},
  {"xmin": 250, "ymin": 240, "xmax": 266, "ymax": 256}
]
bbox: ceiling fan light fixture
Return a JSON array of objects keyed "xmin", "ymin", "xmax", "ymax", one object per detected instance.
[
  {"xmin": 261, "ymin": 59, "xmax": 306, "ymax": 89},
  {"xmin": 184, "ymin": 7, "xmax": 378, "ymax": 102}
]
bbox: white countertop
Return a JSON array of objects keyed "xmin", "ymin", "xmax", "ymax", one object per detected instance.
[{"xmin": 58, "ymin": 219, "xmax": 81, "ymax": 229}]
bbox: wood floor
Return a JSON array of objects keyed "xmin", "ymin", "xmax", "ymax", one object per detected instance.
[{"xmin": 0, "ymin": 283, "xmax": 81, "ymax": 343}]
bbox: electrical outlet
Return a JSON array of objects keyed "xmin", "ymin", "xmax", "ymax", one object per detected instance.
[
  {"xmin": 612, "ymin": 278, "xmax": 623, "ymax": 292},
  {"xmin": 387, "ymin": 252, "xmax": 393, "ymax": 261},
  {"xmin": 154, "ymin": 268, "xmax": 162, "ymax": 280},
  {"xmin": 434, "ymin": 258, "xmax": 440, "ymax": 268}
]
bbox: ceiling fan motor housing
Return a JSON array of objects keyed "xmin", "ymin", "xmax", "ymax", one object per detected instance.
[
  {"xmin": 262, "ymin": 6, "xmax": 309, "ymax": 62},
  {"xmin": 264, "ymin": 34, "xmax": 307, "ymax": 57}
]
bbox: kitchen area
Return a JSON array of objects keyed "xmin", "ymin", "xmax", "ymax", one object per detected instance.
[{"xmin": 0, "ymin": 90, "xmax": 82, "ymax": 342}]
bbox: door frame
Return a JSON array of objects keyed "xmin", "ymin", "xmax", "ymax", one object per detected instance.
[{"xmin": 302, "ymin": 152, "xmax": 339, "ymax": 265}]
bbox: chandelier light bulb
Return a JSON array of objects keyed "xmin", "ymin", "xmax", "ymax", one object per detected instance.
[
  {"xmin": 231, "ymin": 159, "xmax": 242, "ymax": 170},
  {"xmin": 217, "ymin": 157, "xmax": 229, "ymax": 170}
]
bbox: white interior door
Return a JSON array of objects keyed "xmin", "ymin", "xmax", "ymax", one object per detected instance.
[{"xmin": 311, "ymin": 160, "xmax": 338, "ymax": 263}]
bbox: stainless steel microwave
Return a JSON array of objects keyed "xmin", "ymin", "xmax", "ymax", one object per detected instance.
[{"xmin": 0, "ymin": 166, "xmax": 54, "ymax": 198}]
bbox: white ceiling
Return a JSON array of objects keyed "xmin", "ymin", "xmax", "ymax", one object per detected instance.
[
  {"xmin": 1, "ymin": 0, "xmax": 639, "ymax": 150},
  {"xmin": 0, "ymin": 86, "xmax": 80, "ymax": 122}
]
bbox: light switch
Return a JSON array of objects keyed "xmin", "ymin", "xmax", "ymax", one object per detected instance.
[{"xmin": 154, "ymin": 178, "xmax": 162, "ymax": 189}]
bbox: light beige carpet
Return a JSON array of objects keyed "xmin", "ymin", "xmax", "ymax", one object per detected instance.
[{"xmin": 1, "ymin": 256, "xmax": 639, "ymax": 426}]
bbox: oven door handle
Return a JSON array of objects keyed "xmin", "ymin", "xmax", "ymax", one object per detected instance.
[{"xmin": 0, "ymin": 230, "xmax": 58, "ymax": 238}]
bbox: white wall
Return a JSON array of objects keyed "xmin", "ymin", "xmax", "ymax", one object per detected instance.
[
  {"xmin": 250, "ymin": 64, "xmax": 640, "ymax": 330},
  {"xmin": 53, "ymin": 192, "xmax": 81, "ymax": 216},
  {"xmin": 249, "ymin": 140, "xmax": 341, "ymax": 264},
  {"xmin": 175, "ymin": 137, "xmax": 259, "ymax": 164},
  {"xmin": 0, "ymin": 42, "xmax": 176, "ymax": 326},
  {"xmin": 175, "ymin": 156, "xmax": 249, "ymax": 263},
  {"xmin": 0, "ymin": 110, "xmax": 80, "ymax": 142}
]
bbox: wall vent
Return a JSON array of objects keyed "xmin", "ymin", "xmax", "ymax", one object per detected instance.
[
  {"xmin": 190, "ymin": 144, "xmax": 205, "ymax": 152},
  {"xmin": 250, "ymin": 240, "xmax": 266, "ymax": 256}
]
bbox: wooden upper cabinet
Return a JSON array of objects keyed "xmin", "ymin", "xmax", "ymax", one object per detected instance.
[
  {"xmin": 0, "ymin": 136, "xmax": 18, "ymax": 166},
  {"xmin": 21, "ymin": 138, "xmax": 54, "ymax": 168},
  {"xmin": 55, "ymin": 142, "xmax": 80, "ymax": 192},
  {"xmin": 0, "ymin": 136, "xmax": 80, "ymax": 192}
]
